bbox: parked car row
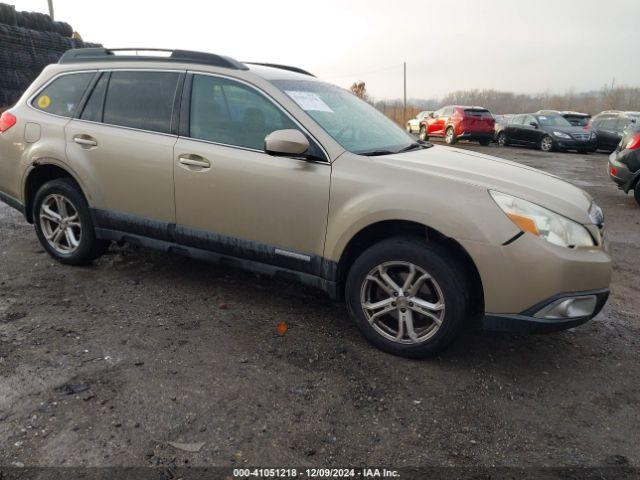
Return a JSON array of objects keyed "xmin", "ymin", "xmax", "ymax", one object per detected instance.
[{"xmin": 407, "ymin": 107, "xmax": 639, "ymax": 154}]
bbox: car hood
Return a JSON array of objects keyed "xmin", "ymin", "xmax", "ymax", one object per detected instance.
[{"xmin": 378, "ymin": 145, "xmax": 594, "ymax": 224}]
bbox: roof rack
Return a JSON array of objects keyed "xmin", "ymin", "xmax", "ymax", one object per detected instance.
[
  {"xmin": 244, "ymin": 62, "xmax": 315, "ymax": 77},
  {"xmin": 59, "ymin": 48, "xmax": 249, "ymax": 71}
]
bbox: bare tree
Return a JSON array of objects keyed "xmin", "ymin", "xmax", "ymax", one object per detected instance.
[{"xmin": 350, "ymin": 81, "xmax": 369, "ymax": 101}]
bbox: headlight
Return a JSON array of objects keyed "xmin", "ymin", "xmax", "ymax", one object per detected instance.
[
  {"xmin": 553, "ymin": 131, "xmax": 571, "ymax": 139},
  {"xmin": 490, "ymin": 191, "xmax": 595, "ymax": 248}
]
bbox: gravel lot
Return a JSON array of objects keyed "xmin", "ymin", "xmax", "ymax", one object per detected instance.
[{"xmin": 0, "ymin": 143, "xmax": 638, "ymax": 469}]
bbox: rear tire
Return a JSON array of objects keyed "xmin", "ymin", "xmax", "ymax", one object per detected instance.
[
  {"xmin": 479, "ymin": 138, "xmax": 491, "ymax": 146},
  {"xmin": 33, "ymin": 178, "xmax": 110, "ymax": 265},
  {"xmin": 634, "ymin": 181, "xmax": 640, "ymax": 208},
  {"xmin": 345, "ymin": 237, "xmax": 470, "ymax": 358},
  {"xmin": 445, "ymin": 127, "xmax": 457, "ymax": 145},
  {"xmin": 419, "ymin": 125, "xmax": 428, "ymax": 141}
]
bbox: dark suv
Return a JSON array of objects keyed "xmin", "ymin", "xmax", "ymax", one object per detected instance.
[
  {"xmin": 497, "ymin": 114, "xmax": 597, "ymax": 152},
  {"xmin": 419, "ymin": 105, "xmax": 495, "ymax": 145},
  {"xmin": 591, "ymin": 111, "xmax": 639, "ymax": 152},
  {"xmin": 608, "ymin": 125, "xmax": 640, "ymax": 206},
  {"xmin": 537, "ymin": 110, "xmax": 591, "ymax": 127}
]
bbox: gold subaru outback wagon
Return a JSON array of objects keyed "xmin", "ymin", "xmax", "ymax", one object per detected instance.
[{"xmin": 0, "ymin": 48, "xmax": 611, "ymax": 358}]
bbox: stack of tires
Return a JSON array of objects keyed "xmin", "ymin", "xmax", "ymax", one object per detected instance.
[{"xmin": 0, "ymin": 3, "xmax": 100, "ymax": 109}]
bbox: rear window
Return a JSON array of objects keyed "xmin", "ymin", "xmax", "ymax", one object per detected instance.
[
  {"xmin": 102, "ymin": 71, "xmax": 180, "ymax": 134},
  {"xmin": 464, "ymin": 109, "xmax": 491, "ymax": 117},
  {"xmin": 32, "ymin": 72, "xmax": 94, "ymax": 117},
  {"xmin": 564, "ymin": 115, "xmax": 590, "ymax": 127}
]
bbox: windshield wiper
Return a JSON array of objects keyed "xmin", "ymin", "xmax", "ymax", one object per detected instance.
[
  {"xmin": 359, "ymin": 150, "xmax": 396, "ymax": 156},
  {"xmin": 396, "ymin": 142, "xmax": 424, "ymax": 153}
]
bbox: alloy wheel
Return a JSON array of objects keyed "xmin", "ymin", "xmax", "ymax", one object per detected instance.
[
  {"xmin": 419, "ymin": 126, "xmax": 427, "ymax": 141},
  {"xmin": 445, "ymin": 128, "xmax": 454, "ymax": 144},
  {"xmin": 360, "ymin": 261, "xmax": 445, "ymax": 344},
  {"xmin": 541, "ymin": 136, "xmax": 553, "ymax": 152},
  {"xmin": 39, "ymin": 193, "xmax": 82, "ymax": 255}
]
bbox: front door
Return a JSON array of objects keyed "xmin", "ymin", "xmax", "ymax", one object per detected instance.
[{"xmin": 173, "ymin": 73, "xmax": 331, "ymax": 271}]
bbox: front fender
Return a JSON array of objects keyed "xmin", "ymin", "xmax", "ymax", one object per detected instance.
[{"xmin": 324, "ymin": 156, "xmax": 520, "ymax": 262}]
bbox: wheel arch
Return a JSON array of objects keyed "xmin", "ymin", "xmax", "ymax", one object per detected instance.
[
  {"xmin": 22, "ymin": 161, "xmax": 87, "ymax": 223},
  {"xmin": 335, "ymin": 219, "xmax": 485, "ymax": 316}
]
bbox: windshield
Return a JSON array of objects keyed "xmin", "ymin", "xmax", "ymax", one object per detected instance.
[
  {"xmin": 271, "ymin": 79, "xmax": 417, "ymax": 155},
  {"xmin": 537, "ymin": 115, "xmax": 572, "ymax": 127}
]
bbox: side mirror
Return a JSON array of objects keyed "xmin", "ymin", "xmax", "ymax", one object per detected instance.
[
  {"xmin": 529, "ymin": 122, "xmax": 539, "ymax": 128},
  {"xmin": 264, "ymin": 129, "xmax": 309, "ymax": 157}
]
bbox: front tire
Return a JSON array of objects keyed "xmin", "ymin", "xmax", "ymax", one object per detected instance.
[
  {"xmin": 445, "ymin": 127, "xmax": 457, "ymax": 145},
  {"xmin": 33, "ymin": 178, "xmax": 109, "ymax": 265},
  {"xmin": 497, "ymin": 131, "xmax": 508, "ymax": 147},
  {"xmin": 345, "ymin": 237, "xmax": 470, "ymax": 358},
  {"xmin": 540, "ymin": 135, "xmax": 554, "ymax": 152},
  {"xmin": 634, "ymin": 181, "xmax": 640, "ymax": 208}
]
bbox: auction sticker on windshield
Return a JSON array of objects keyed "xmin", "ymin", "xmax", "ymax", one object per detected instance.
[{"xmin": 286, "ymin": 91, "xmax": 333, "ymax": 113}]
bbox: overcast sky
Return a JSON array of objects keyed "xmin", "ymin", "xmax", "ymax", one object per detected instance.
[{"xmin": 12, "ymin": 0, "xmax": 640, "ymax": 100}]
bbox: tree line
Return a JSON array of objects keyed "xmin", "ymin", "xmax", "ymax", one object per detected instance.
[{"xmin": 351, "ymin": 82, "xmax": 640, "ymax": 125}]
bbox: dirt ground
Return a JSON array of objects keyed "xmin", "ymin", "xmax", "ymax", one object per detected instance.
[{"xmin": 0, "ymin": 142, "xmax": 639, "ymax": 469}]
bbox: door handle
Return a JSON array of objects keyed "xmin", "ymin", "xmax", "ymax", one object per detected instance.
[
  {"xmin": 73, "ymin": 135, "xmax": 98, "ymax": 147},
  {"xmin": 178, "ymin": 155, "xmax": 211, "ymax": 169}
]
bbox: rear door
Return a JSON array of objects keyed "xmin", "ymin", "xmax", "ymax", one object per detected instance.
[
  {"xmin": 505, "ymin": 115, "xmax": 525, "ymax": 144},
  {"xmin": 597, "ymin": 118, "xmax": 622, "ymax": 151},
  {"xmin": 65, "ymin": 70, "xmax": 183, "ymax": 235},
  {"xmin": 172, "ymin": 73, "xmax": 331, "ymax": 269},
  {"xmin": 428, "ymin": 108, "xmax": 444, "ymax": 136}
]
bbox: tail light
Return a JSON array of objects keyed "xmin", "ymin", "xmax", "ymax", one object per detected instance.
[
  {"xmin": 0, "ymin": 111, "xmax": 17, "ymax": 133},
  {"xmin": 626, "ymin": 133, "xmax": 640, "ymax": 150},
  {"xmin": 583, "ymin": 120, "xmax": 591, "ymax": 131}
]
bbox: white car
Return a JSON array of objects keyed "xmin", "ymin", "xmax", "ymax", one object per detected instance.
[{"xmin": 406, "ymin": 111, "xmax": 430, "ymax": 134}]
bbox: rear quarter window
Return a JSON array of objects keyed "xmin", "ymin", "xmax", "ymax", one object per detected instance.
[{"xmin": 32, "ymin": 72, "xmax": 94, "ymax": 117}]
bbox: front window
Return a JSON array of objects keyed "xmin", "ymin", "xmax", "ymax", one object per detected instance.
[
  {"xmin": 190, "ymin": 75, "xmax": 298, "ymax": 150},
  {"xmin": 536, "ymin": 115, "xmax": 571, "ymax": 127},
  {"xmin": 272, "ymin": 79, "xmax": 416, "ymax": 155}
]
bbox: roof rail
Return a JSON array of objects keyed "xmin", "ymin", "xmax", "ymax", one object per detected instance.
[
  {"xmin": 244, "ymin": 62, "xmax": 315, "ymax": 77},
  {"xmin": 59, "ymin": 48, "xmax": 249, "ymax": 70}
]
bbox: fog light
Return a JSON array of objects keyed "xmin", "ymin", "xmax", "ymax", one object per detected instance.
[{"xmin": 534, "ymin": 295, "xmax": 597, "ymax": 319}]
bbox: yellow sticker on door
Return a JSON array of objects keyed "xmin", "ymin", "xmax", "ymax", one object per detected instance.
[{"xmin": 37, "ymin": 95, "xmax": 51, "ymax": 109}]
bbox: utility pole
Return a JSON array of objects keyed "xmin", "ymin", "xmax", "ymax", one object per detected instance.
[
  {"xmin": 47, "ymin": 0, "xmax": 54, "ymax": 20},
  {"xmin": 403, "ymin": 62, "xmax": 407, "ymax": 123}
]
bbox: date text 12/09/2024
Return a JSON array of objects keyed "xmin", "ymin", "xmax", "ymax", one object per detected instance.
[{"xmin": 233, "ymin": 468, "xmax": 400, "ymax": 478}]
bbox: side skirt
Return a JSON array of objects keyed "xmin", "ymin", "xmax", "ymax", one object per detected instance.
[{"xmin": 95, "ymin": 227, "xmax": 339, "ymax": 300}]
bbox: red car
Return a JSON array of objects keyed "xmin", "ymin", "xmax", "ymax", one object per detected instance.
[{"xmin": 419, "ymin": 105, "xmax": 495, "ymax": 146}]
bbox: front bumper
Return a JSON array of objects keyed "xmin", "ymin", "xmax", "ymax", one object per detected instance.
[
  {"xmin": 553, "ymin": 136, "xmax": 597, "ymax": 151},
  {"xmin": 609, "ymin": 149, "xmax": 639, "ymax": 192},
  {"xmin": 483, "ymin": 289, "xmax": 609, "ymax": 333},
  {"xmin": 460, "ymin": 231, "xmax": 612, "ymax": 325}
]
